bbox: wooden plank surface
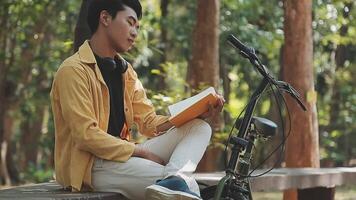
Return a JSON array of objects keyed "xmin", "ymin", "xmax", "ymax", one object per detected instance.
[
  {"xmin": 0, "ymin": 181, "xmax": 126, "ymax": 200},
  {"xmin": 193, "ymin": 167, "xmax": 356, "ymax": 191}
]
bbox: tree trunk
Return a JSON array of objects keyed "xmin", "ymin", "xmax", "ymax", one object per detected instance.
[
  {"xmin": 0, "ymin": 99, "xmax": 5, "ymax": 184},
  {"xmin": 156, "ymin": 0, "xmax": 169, "ymax": 91},
  {"xmin": 282, "ymin": 0, "xmax": 319, "ymax": 199},
  {"xmin": 0, "ymin": 3, "xmax": 11, "ymax": 184},
  {"xmin": 187, "ymin": 0, "xmax": 220, "ymax": 126},
  {"xmin": 328, "ymin": 3, "xmax": 352, "ymax": 164},
  {"xmin": 187, "ymin": 0, "xmax": 220, "ymax": 90},
  {"xmin": 6, "ymin": 139, "xmax": 19, "ymax": 184},
  {"xmin": 329, "ymin": 3, "xmax": 351, "ymax": 129},
  {"xmin": 187, "ymin": 0, "xmax": 220, "ymax": 172},
  {"xmin": 74, "ymin": 0, "xmax": 93, "ymax": 52},
  {"xmin": 0, "ymin": 3, "xmax": 14, "ymax": 185},
  {"xmin": 220, "ymin": 60, "xmax": 232, "ymax": 124},
  {"xmin": 19, "ymin": 106, "xmax": 45, "ymax": 171},
  {"xmin": 0, "ymin": 1, "xmax": 58, "ymax": 185},
  {"xmin": 1, "ymin": 113, "xmax": 14, "ymax": 185}
]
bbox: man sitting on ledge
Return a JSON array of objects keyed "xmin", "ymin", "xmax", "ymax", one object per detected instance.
[{"xmin": 50, "ymin": 0, "xmax": 224, "ymax": 199}]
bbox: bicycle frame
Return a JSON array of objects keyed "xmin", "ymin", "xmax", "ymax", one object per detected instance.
[
  {"xmin": 206, "ymin": 34, "xmax": 306, "ymax": 200},
  {"xmin": 213, "ymin": 77, "xmax": 270, "ymax": 200}
]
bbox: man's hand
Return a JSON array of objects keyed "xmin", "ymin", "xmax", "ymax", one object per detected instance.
[
  {"xmin": 199, "ymin": 94, "xmax": 225, "ymax": 120},
  {"xmin": 132, "ymin": 146, "xmax": 166, "ymax": 166}
]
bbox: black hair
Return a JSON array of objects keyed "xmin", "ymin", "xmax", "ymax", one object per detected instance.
[{"xmin": 87, "ymin": 0, "xmax": 142, "ymax": 34}]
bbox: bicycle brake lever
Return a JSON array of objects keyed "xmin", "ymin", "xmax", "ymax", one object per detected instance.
[
  {"xmin": 291, "ymin": 91, "xmax": 307, "ymax": 111},
  {"xmin": 276, "ymin": 81, "xmax": 307, "ymax": 111},
  {"xmin": 276, "ymin": 81, "xmax": 299, "ymax": 96},
  {"xmin": 287, "ymin": 83, "xmax": 301, "ymax": 98},
  {"xmin": 284, "ymin": 83, "xmax": 307, "ymax": 111}
]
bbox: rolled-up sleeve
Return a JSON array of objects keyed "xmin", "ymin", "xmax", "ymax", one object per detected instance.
[{"xmin": 130, "ymin": 71, "xmax": 169, "ymax": 137}]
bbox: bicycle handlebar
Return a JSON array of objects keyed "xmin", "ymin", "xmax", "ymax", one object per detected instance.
[{"xmin": 228, "ymin": 34, "xmax": 307, "ymax": 112}]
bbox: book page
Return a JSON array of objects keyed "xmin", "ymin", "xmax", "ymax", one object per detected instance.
[{"xmin": 168, "ymin": 87, "xmax": 215, "ymax": 116}]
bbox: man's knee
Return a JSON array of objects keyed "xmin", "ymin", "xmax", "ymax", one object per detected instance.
[{"xmin": 190, "ymin": 118, "xmax": 212, "ymax": 137}]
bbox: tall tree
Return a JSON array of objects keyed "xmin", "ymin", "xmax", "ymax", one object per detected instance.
[
  {"xmin": 0, "ymin": 0, "xmax": 79, "ymax": 185},
  {"xmin": 328, "ymin": 2, "xmax": 353, "ymax": 163},
  {"xmin": 187, "ymin": 0, "xmax": 220, "ymax": 90},
  {"xmin": 0, "ymin": 1, "xmax": 57, "ymax": 185},
  {"xmin": 187, "ymin": 0, "xmax": 220, "ymax": 171},
  {"xmin": 282, "ymin": 0, "xmax": 319, "ymax": 199},
  {"xmin": 187, "ymin": 0, "xmax": 220, "ymax": 127},
  {"xmin": 156, "ymin": 0, "xmax": 169, "ymax": 91},
  {"xmin": 0, "ymin": 1, "xmax": 12, "ymax": 185}
]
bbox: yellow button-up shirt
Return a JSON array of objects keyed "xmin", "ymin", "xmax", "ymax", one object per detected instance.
[{"xmin": 50, "ymin": 41, "xmax": 169, "ymax": 191}]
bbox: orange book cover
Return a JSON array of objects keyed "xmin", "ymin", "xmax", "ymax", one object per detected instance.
[{"xmin": 168, "ymin": 87, "xmax": 218, "ymax": 127}]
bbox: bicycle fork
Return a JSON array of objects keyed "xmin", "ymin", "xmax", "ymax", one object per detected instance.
[{"xmin": 213, "ymin": 134, "xmax": 256, "ymax": 200}]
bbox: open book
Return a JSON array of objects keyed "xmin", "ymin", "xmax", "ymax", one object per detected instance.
[{"xmin": 168, "ymin": 87, "xmax": 218, "ymax": 127}]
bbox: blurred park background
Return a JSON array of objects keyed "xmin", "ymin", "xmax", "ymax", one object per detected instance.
[{"xmin": 0, "ymin": 0, "xmax": 355, "ymax": 196}]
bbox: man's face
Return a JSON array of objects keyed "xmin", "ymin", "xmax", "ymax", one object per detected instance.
[{"xmin": 105, "ymin": 6, "xmax": 140, "ymax": 53}]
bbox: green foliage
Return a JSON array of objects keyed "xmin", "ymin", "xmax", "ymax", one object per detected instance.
[
  {"xmin": 313, "ymin": 0, "xmax": 356, "ymax": 164},
  {"xmin": 124, "ymin": 0, "xmax": 197, "ymax": 94},
  {"xmin": 22, "ymin": 163, "xmax": 54, "ymax": 183},
  {"xmin": 0, "ymin": 0, "xmax": 80, "ymax": 183}
]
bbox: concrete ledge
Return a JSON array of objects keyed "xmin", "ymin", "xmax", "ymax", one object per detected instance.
[
  {"xmin": 1, "ymin": 167, "xmax": 355, "ymax": 199},
  {"xmin": 193, "ymin": 167, "xmax": 356, "ymax": 191},
  {"xmin": 0, "ymin": 181, "xmax": 126, "ymax": 200}
]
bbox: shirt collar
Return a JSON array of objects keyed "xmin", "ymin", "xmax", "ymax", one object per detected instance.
[
  {"xmin": 78, "ymin": 40, "xmax": 125, "ymax": 64},
  {"xmin": 78, "ymin": 40, "xmax": 96, "ymax": 64},
  {"xmin": 77, "ymin": 40, "xmax": 128, "ymax": 83}
]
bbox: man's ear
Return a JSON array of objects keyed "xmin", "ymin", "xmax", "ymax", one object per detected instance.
[{"xmin": 99, "ymin": 10, "xmax": 112, "ymax": 27}]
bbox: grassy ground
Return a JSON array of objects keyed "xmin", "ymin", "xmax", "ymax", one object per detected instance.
[{"xmin": 253, "ymin": 186, "xmax": 356, "ymax": 200}]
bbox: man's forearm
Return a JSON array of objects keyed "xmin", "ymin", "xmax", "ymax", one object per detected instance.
[
  {"xmin": 132, "ymin": 145, "xmax": 145, "ymax": 157},
  {"xmin": 156, "ymin": 120, "xmax": 174, "ymax": 134}
]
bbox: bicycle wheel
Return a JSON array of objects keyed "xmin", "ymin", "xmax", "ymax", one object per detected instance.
[
  {"xmin": 201, "ymin": 185, "xmax": 227, "ymax": 200},
  {"xmin": 201, "ymin": 185, "xmax": 216, "ymax": 200},
  {"xmin": 200, "ymin": 185, "xmax": 250, "ymax": 200}
]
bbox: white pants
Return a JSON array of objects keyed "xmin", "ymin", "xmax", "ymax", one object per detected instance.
[{"xmin": 92, "ymin": 119, "xmax": 212, "ymax": 200}]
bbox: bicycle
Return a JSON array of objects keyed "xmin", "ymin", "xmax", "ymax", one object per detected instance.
[{"xmin": 200, "ymin": 34, "xmax": 307, "ymax": 200}]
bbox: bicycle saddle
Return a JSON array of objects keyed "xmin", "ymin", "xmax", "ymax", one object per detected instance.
[
  {"xmin": 251, "ymin": 117, "xmax": 277, "ymax": 137},
  {"xmin": 236, "ymin": 117, "xmax": 277, "ymax": 137}
]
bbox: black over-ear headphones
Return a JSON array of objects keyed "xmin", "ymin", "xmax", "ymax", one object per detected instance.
[{"xmin": 95, "ymin": 55, "xmax": 128, "ymax": 73}]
